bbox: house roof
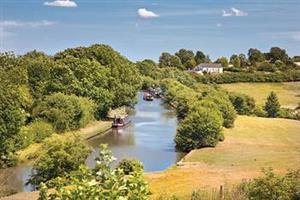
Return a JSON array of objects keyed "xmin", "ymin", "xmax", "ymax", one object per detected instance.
[{"xmin": 193, "ymin": 63, "xmax": 223, "ymax": 71}]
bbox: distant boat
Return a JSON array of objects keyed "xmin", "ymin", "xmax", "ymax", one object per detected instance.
[
  {"xmin": 143, "ymin": 92, "xmax": 154, "ymax": 101},
  {"xmin": 112, "ymin": 115, "xmax": 131, "ymax": 128}
]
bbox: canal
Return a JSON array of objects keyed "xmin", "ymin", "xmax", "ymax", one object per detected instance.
[{"xmin": 4, "ymin": 92, "xmax": 183, "ymax": 192}]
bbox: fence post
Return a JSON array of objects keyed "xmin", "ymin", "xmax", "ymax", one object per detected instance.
[{"xmin": 219, "ymin": 185, "xmax": 224, "ymax": 200}]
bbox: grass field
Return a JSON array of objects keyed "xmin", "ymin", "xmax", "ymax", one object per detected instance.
[
  {"xmin": 146, "ymin": 116, "xmax": 300, "ymax": 199},
  {"xmin": 220, "ymin": 82, "xmax": 300, "ymax": 108}
]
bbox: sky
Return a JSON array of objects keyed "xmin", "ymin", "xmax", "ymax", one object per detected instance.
[{"xmin": 1, "ymin": 0, "xmax": 300, "ymax": 61}]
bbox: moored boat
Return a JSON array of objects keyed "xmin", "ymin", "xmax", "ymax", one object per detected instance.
[
  {"xmin": 143, "ymin": 92, "xmax": 154, "ymax": 101},
  {"xmin": 112, "ymin": 115, "xmax": 131, "ymax": 128}
]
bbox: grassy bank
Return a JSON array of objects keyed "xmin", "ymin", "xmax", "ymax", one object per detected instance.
[
  {"xmin": 17, "ymin": 120, "xmax": 112, "ymax": 164},
  {"xmin": 220, "ymin": 82, "xmax": 300, "ymax": 108},
  {"xmin": 146, "ymin": 116, "xmax": 300, "ymax": 199}
]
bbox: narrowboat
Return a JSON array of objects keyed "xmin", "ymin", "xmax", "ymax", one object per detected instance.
[
  {"xmin": 143, "ymin": 92, "xmax": 154, "ymax": 101},
  {"xmin": 112, "ymin": 115, "xmax": 131, "ymax": 128}
]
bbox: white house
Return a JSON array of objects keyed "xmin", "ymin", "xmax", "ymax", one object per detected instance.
[{"xmin": 192, "ymin": 63, "xmax": 223, "ymax": 74}]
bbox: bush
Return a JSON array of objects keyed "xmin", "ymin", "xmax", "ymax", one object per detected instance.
[
  {"xmin": 175, "ymin": 105, "xmax": 223, "ymax": 152},
  {"xmin": 38, "ymin": 144, "xmax": 150, "ymax": 200},
  {"xmin": 264, "ymin": 91, "xmax": 281, "ymax": 117},
  {"xmin": 203, "ymin": 91, "xmax": 237, "ymax": 128},
  {"xmin": 33, "ymin": 93, "xmax": 96, "ymax": 132},
  {"xmin": 253, "ymin": 106, "xmax": 267, "ymax": 117},
  {"xmin": 15, "ymin": 121, "xmax": 54, "ymax": 150},
  {"xmin": 278, "ymin": 108, "xmax": 300, "ymax": 120},
  {"xmin": 242, "ymin": 168, "xmax": 300, "ymax": 200},
  {"xmin": 229, "ymin": 92, "xmax": 256, "ymax": 115},
  {"xmin": 117, "ymin": 159, "xmax": 144, "ymax": 175},
  {"xmin": 28, "ymin": 135, "xmax": 90, "ymax": 188}
]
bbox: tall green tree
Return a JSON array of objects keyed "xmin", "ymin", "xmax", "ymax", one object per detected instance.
[
  {"xmin": 159, "ymin": 52, "xmax": 183, "ymax": 69},
  {"xmin": 194, "ymin": 50, "xmax": 207, "ymax": 65},
  {"xmin": 265, "ymin": 91, "xmax": 281, "ymax": 117},
  {"xmin": 248, "ymin": 48, "xmax": 265, "ymax": 65},
  {"xmin": 215, "ymin": 57, "xmax": 229, "ymax": 68},
  {"xmin": 230, "ymin": 55, "xmax": 241, "ymax": 68},
  {"xmin": 266, "ymin": 47, "xmax": 289, "ymax": 63},
  {"xmin": 0, "ymin": 53, "xmax": 28, "ymax": 167},
  {"xmin": 175, "ymin": 105, "xmax": 223, "ymax": 152},
  {"xmin": 175, "ymin": 49, "xmax": 195, "ymax": 69}
]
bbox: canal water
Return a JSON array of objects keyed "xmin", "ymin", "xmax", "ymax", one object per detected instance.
[{"xmin": 4, "ymin": 92, "xmax": 183, "ymax": 192}]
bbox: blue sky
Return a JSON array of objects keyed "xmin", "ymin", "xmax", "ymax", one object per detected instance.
[{"xmin": 1, "ymin": 0, "xmax": 300, "ymax": 61}]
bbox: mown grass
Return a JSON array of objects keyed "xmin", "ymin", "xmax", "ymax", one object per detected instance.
[
  {"xmin": 146, "ymin": 116, "xmax": 300, "ymax": 199},
  {"xmin": 220, "ymin": 82, "xmax": 300, "ymax": 108}
]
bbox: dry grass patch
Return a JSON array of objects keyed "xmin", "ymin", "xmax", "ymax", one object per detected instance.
[{"xmin": 220, "ymin": 82, "xmax": 300, "ymax": 108}]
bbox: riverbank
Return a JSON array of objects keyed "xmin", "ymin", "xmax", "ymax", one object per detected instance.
[
  {"xmin": 16, "ymin": 120, "xmax": 112, "ymax": 164},
  {"xmin": 146, "ymin": 115, "xmax": 300, "ymax": 199}
]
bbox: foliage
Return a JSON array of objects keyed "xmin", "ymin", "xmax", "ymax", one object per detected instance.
[
  {"xmin": 264, "ymin": 91, "xmax": 281, "ymax": 117},
  {"xmin": 136, "ymin": 59, "xmax": 158, "ymax": 77},
  {"xmin": 215, "ymin": 57, "xmax": 229, "ymax": 68},
  {"xmin": 242, "ymin": 168, "xmax": 300, "ymax": 200},
  {"xmin": 175, "ymin": 49, "xmax": 195, "ymax": 70},
  {"xmin": 203, "ymin": 90, "xmax": 237, "ymax": 128},
  {"xmin": 38, "ymin": 144, "xmax": 150, "ymax": 200},
  {"xmin": 266, "ymin": 47, "xmax": 289, "ymax": 64},
  {"xmin": 229, "ymin": 92, "xmax": 256, "ymax": 115},
  {"xmin": 33, "ymin": 93, "xmax": 96, "ymax": 132},
  {"xmin": 28, "ymin": 135, "xmax": 90, "ymax": 188},
  {"xmin": 117, "ymin": 159, "xmax": 144, "ymax": 175},
  {"xmin": 257, "ymin": 61, "xmax": 276, "ymax": 72},
  {"xmin": 159, "ymin": 52, "xmax": 183, "ymax": 70},
  {"xmin": 192, "ymin": 70, "xmax": 300, "ymax": 84},
  {"xmin": 15, "ymin": 120, "xmax": 54, "ymax": 149},
  {"xmin": 0, "ymin": 53, "xmax": 27, "ymax": 168},
  {"xmin": 175, "ymin": 105, "xmax": 223, "ymax": 152},
  {"xmin": 195, "ymin": 50, "xmax": 208, "ymax": 65},
  {"xmin": 248, "ymin": 48, "xmax": 265, "ymax": 65}
]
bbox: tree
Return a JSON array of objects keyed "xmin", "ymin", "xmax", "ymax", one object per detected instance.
[
  {"xmin": 215, "ymin": 57, "xmax": 229, "ymax": 68},
  {"xmin": 175, "ymin": 105, "xmax": 224, "ymax": 152},
  {"xmin": 28, "ymin": 135, "xmax": 90, "ymax": 188},
  {"xmin": 248, "ymin": 48, "xmax": 265, "ymax": 65},
  {"xmin": 38, "ymin": 145, "xmax": 150, "ymax": 200},
  {"xmin": 265, "ymin": 91, "xmax": 280, "ymax": 117},
  {"xmin": 159, "ymin": 52, "xmax": 183, "ymax": 69},
  {"xmin": 230, "ymin": 55, "xmax": 241, "ymax": 68},
  {"xmin": 0, "ymin": 53, "xmax": 27, "ymax": 168},
  {"xmin": 136, "ymin": 59, "xmax": 157, "ymax": 76},
  {"xmin": 32, "ymin": 93, "xmax": 96, "ymax": 132},
  {"xmin": 238, "ymin": 53, "xmax": 248, "ymax": 67},
  {"xmin": 195, "ymin": 51, "xmax": 207, "ymax": 65},
  {"xmin": 175, "ymin": 49, "xmax": 195, "ymax": 69},
  {"xmin": 267, "ymin": 47, "xmax": 289, "ymax": 63}
]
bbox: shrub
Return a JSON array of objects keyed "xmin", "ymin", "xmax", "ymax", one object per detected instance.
[
  {"xmin": 264, "ymin": 91, "xmax": 281, "ymax": 118},
  {"xmin": 33, "ymin": 93, "xmax": 96, "ymax": 132},
  {"xmin": 253, "ymin": 106, "xmax": 267, "ymax": 117},
  {"xmin": 229, "ymin": 92, "xmax": 256, "ymax": 115},
  {"xmin": 38, "ymin": 144, "xmax": 150, "ymax": 200},
  {"xmin": 175, "ymin": 105, "xmax": 223, "ymax": 152},
  {"xmin": 203, "ymin": 91, "xmax": 237, "ymax": 128},
  {"xmin": 28, "ymin": 135, "xmax": 90, "ymax": 188},
  {"xmin": 15, "ymin": 120, "xmax": 54, "ymax": 150},
  {"xmin": 117, "ymin": 159, "xmax": 144, "ymax": 175},
  {"xmin": 242, "ymin": 168, "xmax": 300, "ymax": 200}
]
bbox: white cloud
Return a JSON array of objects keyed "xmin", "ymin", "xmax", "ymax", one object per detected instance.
[
  {"xmin": 0, "ymin": 20, "xmax": 57, "ymax": 28},
  {"xmin": 44, "ymin": 0, "xmax": 77, "ymax": 7},
  {"xmin": 138, "ymin": 8, "xmax": 159, "ymax": 18},
  {"xmin": 222, "ymin": 8, "xmax": 248, "ymax": 17},
  {"xmin": 217, "ymin": 23, "xmax": 222, "ymax": 27}
]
